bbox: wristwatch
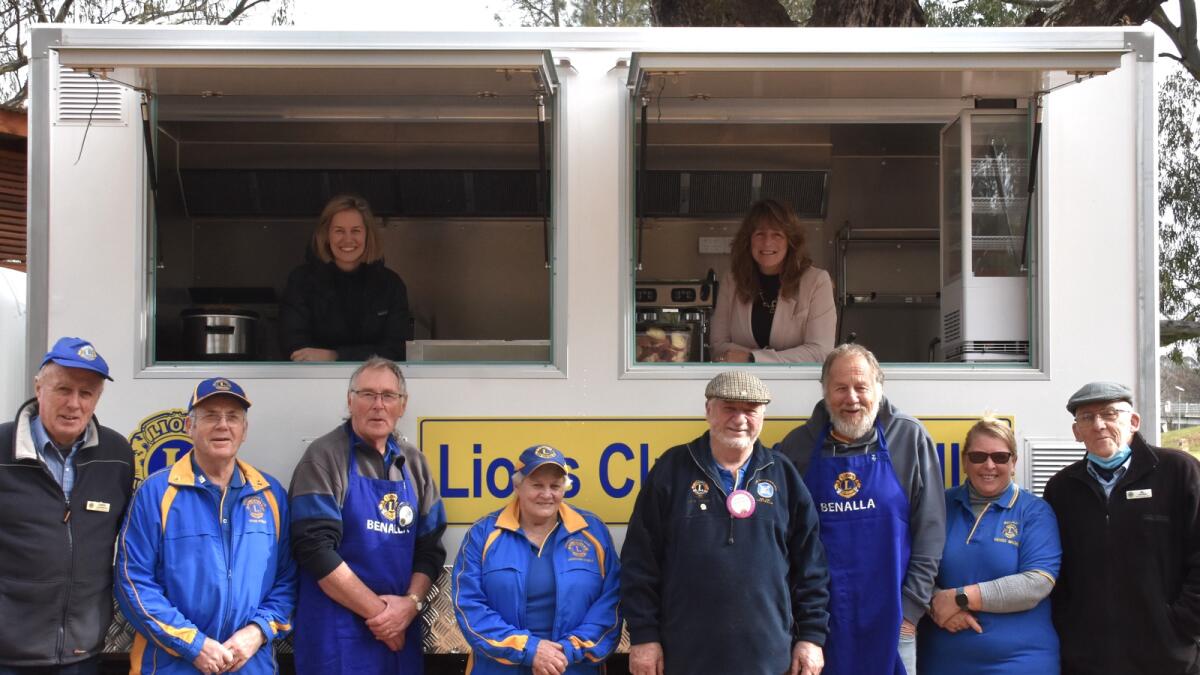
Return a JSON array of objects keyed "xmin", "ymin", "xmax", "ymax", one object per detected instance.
[
  {"xmin": 407, "ymin": 593, "xmax": 426, "ymax": 612},
  {"xmin": 955, "ymin": 587, "xmax": 969, "ymax": 610}
]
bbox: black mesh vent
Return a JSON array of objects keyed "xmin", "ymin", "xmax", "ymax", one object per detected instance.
[
  {"xmin": 689, "ymin": 172, "xmax": 753, "ymax": 215},
  {"xmin": 760, "ymin": 171, "xmax": 828, "ymax": 218},
  {"xmin": 642, "ymin": 171, "xmax": 682, "ymax": 216}
]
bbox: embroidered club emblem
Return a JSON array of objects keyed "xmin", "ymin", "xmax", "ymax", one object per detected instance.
[
  {"xmin": 378, "ymin": 493, "xmax": 399, "ymax": 521},
  {"xmin": 567, "ymin": 538, "xmax": 591, "ymax": 558},
  {"xmin": 691, "ymin": 480, "xmax": 710, "ymax": 498},
  {"xmin": 77, "ymin": 345, "xmax": 97, "ymax": 361},
  {"xmin": 535, "ymin": 445, "xmax": 556, "ymax": 458},
  {"xmin": 245, "ymin": 495, "xmax": 267, "ymax": 521},
  {"xmin": 1003, "ymin": 521, "xmax": 1019, "ymax": 540},
  {"xmin": 834, "ymin": 471, "xmax": 862, "ymax": 499},
  {"xmin": 756, "ymin": 481, "xmax": 776, "ymax": 499},
  {"xmin": 213, "ymin": 379, "xmax": 232, "ymax": 391}
]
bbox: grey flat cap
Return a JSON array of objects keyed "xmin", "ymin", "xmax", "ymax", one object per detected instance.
[
  {"xmin": 1066, "ymin": 381, "xmax": 1133, "ymax": 415},
  {"xmin": 705, "ymin": 371, "xmax": 771, "ymax": 404}
]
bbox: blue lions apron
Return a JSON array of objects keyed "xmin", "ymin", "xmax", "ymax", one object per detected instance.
[
  {"xmin": 804, "ymin": 422, "xmax": 911, "ymax": 675},
  {"xmin": 294, "ymin": 433, "xmax": 423, "ymax": 675}
]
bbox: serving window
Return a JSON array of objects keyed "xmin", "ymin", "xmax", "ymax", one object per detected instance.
[
  {"xmin": 134, "ymin": 57, "xmax": 559, "ymax": 367},
  {"xmin": 625, "ymin": 51, "xmax": 1120, "ymax": 372}
]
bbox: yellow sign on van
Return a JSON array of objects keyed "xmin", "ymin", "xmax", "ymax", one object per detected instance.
[{"xmin": 420, "ymin": 416, "xmax": 1010, "ymax": 525}]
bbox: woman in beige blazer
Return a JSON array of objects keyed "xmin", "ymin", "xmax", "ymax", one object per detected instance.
[{"xmin": 710, "ymin": 199, "xmax": 836, "ymax": 363}]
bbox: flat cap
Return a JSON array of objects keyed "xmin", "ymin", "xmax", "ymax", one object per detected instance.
[
  {"xmin": 1066, "ymin": 381, "xmax": 1133, "ymax": 415},
  {"xmin": 705, "ymin": 370, "xmax": 771, "ymax": 404}
]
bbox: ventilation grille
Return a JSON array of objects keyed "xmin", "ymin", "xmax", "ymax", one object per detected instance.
[
  {"xmin": 56, "ymin": 68, "xmax": 124, "ymax": 124},
  {"xmin": 943, "ymin": 309, "xmax": 961, "ymax": 343},
  {"xmin": 1028, "ymin": 441, "xmax": 1084, "ymax": 496},
  {"xmin": 944, "ymin": 340, "xmax": 1029, "ymax": 361},
  {"xmin": 0, "ymin": 147, "xmax": 26, "ymax": 271}
]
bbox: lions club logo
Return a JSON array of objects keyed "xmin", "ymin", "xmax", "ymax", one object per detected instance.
[
  {"xmin": 567, "ymin": 538, "xmax": 592, "ymax": 558},
  {"xmin": 1003, "ymin": 521, "xmax": 1019, "ymax": 540},
  {"xmin": 834, "ymin": 472, "xmax": 862, "ymax": 499},
  {"xmin": 691, "ymin": 480, "xmax": 710, "ymax": 498},
  {"xmin": 534, "ymin": 445, "xmax": 556, "ymax": 459},
  {"xmin": 378, "ymin": 493, "xmax": 400, "ymax": 521},
  {"xmin": 127, "ymin": 409, "xmax": 193, "ymax": 487},
  {"xmin": 245, "ymin": 495, "xmax": 267, "ymax": 522},
  {"xmin": 213, "ymin": 379, "xmax": 232, "ymax": 391},
  {"xmin": 77, "ymin": 345, "xmax": 97, "ymax": 361}
]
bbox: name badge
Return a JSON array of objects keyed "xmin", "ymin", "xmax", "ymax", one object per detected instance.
[
  {"xmin": 86, "ymin": 501, "xmax": 111, "ymax": 513},
  {"xmin": 1126, "ymin": 489, "xmax": 1152, "ymax": 500}
]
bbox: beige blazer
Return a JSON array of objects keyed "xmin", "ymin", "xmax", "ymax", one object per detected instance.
[{"xmin": 709, "ymin": 266, "xmax": 836, "ymax": 363}]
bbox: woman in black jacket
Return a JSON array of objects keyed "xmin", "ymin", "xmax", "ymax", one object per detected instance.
[{"xmin": 281, "ymin": 195, "xmax": 411, "ymax": 361}]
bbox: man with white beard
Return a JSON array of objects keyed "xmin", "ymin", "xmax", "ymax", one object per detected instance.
[
  {"xmin": 622, "ymin": 371, "xmax": 830, "ymax": 675},
  {"xmin": 777, "ymin": 344, "xmax": 945, "ymax": 675}
]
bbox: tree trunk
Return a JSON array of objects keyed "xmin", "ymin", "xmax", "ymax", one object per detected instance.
[
  {"xmin": 1162, "ymin": 320, "xmax": 1200, "ymax": 346},
  {"xmin": 1025, "ymin": 0, "xmax": 1165, "ymax": 27},
  {"xmin": 807, "ymin": 0, "xmax": 924, "ymax": 27},
  {"xmin": 651, "ymin": 0, "xmax": 795, "ymax": 26}
]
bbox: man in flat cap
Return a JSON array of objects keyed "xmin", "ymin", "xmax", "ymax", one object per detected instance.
[
  {"xmin": 1044, "ymin": 382, "xmax": 1200, "ymax": 674},
  {"xmin": 0, "ymin": 337, "xmax": 132, "ymax": 674},
  {"xmin": 622, "ymin": 371, "xmax": 829, "ymax": 675},
  {"xmin": 776, "ymin": 343, "xmax": 945, "ymax": 675},
  {"xmin": 116, "ymin": 378, "xmax": 296, "ymax": 675}
]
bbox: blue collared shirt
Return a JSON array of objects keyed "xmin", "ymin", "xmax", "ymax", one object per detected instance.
[
  {"xmin": 30, "ymin": 415, "xmax": 86, "ymax": 499},
  {"xmin": 191, "ymin": 454, "xmax": 246, "ymax": 552},
  {"xmin": 1086, "ymin": 457, "xmax": 1132, "ymax": 498},
  {"xmin": 707, "ymin": 453, "xmax": 749, "ymax": 494}
]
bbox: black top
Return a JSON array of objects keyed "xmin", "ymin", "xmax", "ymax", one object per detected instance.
[
  {"xmin": 280, "ymin": 259, "xmax": 412, "ymax": 361},
  {"xmin": 751, "ymin": 271, "xmax": 781, "ymax": 349}
]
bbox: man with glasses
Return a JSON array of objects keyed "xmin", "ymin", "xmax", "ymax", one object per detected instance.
[
  {"xmin": 116, "ymin": 377, "xmax": 297, "ymax": 675},
  {"xmin": 289, "ymin": 357, "xmax": 446, "ymax": 675},
  {"xmin": 1044, "ymin": 381, "xmax": 1200, "ymax": 674}
]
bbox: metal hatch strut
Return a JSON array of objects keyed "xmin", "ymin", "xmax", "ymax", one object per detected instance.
[
  {"xmin": 1021, "ymin": 98, "xmax": 1043, "ymax": 270},
  {"xmin": 536, "ymin": 95, "xmax": 549, "ymax": 268},
  {"xmin": 141, "ymin": 94, "xmax": 158, "ymax": 199},
  {"xmin": 636, "ymin": 96, "xmax": 648, "ymax": 271}
]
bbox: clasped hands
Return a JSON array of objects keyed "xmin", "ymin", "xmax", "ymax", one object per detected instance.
[
  {"xmin": 929, "ymin": 588, "xmax": 983, "ymax": 634},
  {"xmin": 191, "ymin": 625, "xmax": 266, "ymax": 674},
  {"xmin": 365, "ymin": 594, "xmax": 421, "ymax": 651}
]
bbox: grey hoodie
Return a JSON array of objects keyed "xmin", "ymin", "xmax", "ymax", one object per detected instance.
[{"xmin": 775, "ymin": 396, "xmax": 946, "ymax": 625}]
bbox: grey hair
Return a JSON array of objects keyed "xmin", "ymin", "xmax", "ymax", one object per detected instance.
[
  {"xmin": 348, "ymin": 356, "xmax": 407, "ymax": 395},
  {"xmin": 820, "ymin": 343, "xmax": 885, "ymax": 387},
  {"xmin": 512, "ymin": 467, "xmax": 574, "ymax": 491}
]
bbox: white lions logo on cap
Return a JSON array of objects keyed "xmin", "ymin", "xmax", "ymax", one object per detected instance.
[
  {"xmin": 534, "ymin": 445, "xmax": 556, "ymax": 459},
  {"xmin": 213, "ymin": 379, "xmax": 232, "ymax": 391},
  {"xmin": 77, "ymin": 345, "xmax": 97, "ymax": 361}
]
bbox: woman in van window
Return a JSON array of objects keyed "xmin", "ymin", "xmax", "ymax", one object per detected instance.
[
  {"xmin": 710, "ymin": 199, "xmax": 835, "ymax": 363},
  {"xmin": 280, "ymin": 195, "xmax": 411, "ymax": 362}
]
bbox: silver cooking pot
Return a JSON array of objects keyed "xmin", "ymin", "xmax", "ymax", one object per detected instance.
[{"xmin": 181, "ymin": 308, "xmax": 259, "ymax": 360}]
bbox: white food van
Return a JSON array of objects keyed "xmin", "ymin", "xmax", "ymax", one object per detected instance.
[{"xmin": 24, "ymin": 24, "xmax": 1156, "ymax": 656}]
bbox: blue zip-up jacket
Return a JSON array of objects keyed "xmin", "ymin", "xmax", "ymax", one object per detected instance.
[
  {"xmin": 452, "ymin": 501, "xmax": 621, "ymax": 674},
  {"xmin": 621, "ymin": 433, "xmax": 830, "ymax": 675},
  {"xmin": 115, "ymin": 453, "xmax": 297, "ymax": 674}
]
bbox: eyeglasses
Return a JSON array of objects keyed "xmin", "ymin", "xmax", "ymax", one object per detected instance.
[
  {"xmin": 351, "ymin": 389, "xmax": 406, "ymax": 405},
  {"xmin": 1074, "ymin": 408, "xmax": 1133, "ymax": 425},
  {"xmin": 196, "ymin": 411, "xmax": 246, "ymax": 426},
  {"xmin": 965, "ymin": 451, "xmax": 1013, "ymax": 465}
]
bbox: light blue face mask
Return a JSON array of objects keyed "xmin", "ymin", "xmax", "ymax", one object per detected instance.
[{"xmin": 1088, "ymin": 444, "xmax": 1132, "ymax": 470}]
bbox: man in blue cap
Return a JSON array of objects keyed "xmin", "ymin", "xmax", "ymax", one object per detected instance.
[
  {"xmin": 115, "ymin": 377, "xmax": 296, "ymax": 675},
  {"xmin": 1045, "ymin": 381, "xmax": 1200, "ymax": 674},
  {"xmin": 0, "ymin": 337, "xmax": 133, "ymax": 674}
]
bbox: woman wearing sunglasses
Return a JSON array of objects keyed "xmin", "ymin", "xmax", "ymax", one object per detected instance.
[{"xmin": 917, "ymin": 417, "xmax": 1063, "ymax": 675}]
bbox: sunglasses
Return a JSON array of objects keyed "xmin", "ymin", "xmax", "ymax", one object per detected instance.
[{"xmin": 965, "ymin": 451, "xmax": 1013, "ymax": 465}]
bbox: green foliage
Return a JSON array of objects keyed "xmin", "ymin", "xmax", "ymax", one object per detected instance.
[
  {"xmin": 1159, "ymin": 69, "xmax": 1200, "ymax": 346},
  {"xmin": 923, "ymin": 0, "xmax": 1027, "ymax": 27},
  {"xmin": 509, "ymin": 0, "xmax": 650, "ymax": 26},
  {"xmin": 780, "ymin": 0, "xmax": 815, "ymax": 24}
]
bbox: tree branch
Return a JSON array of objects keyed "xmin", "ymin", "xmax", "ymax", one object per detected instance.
[{"xmin": 1001, "ymin": 0, "xmax": 1056, "ymax": 7}]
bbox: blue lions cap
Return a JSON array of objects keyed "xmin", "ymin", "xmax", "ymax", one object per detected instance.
[
  {"xmin": 515, "ymin": 444, "xmax": 570, "ymax": 476},
  {"xmin": 188, "ymin": 377, "xmax": 252, "ymax": 412},
  {"xmin": 41, "ymin": 337, "xmax": 112, "ymax": 381}
]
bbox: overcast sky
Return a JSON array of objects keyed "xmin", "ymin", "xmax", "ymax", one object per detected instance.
[{"xmin": 265, "ymin": 0, "xmax": 521, "ymax": 29}]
